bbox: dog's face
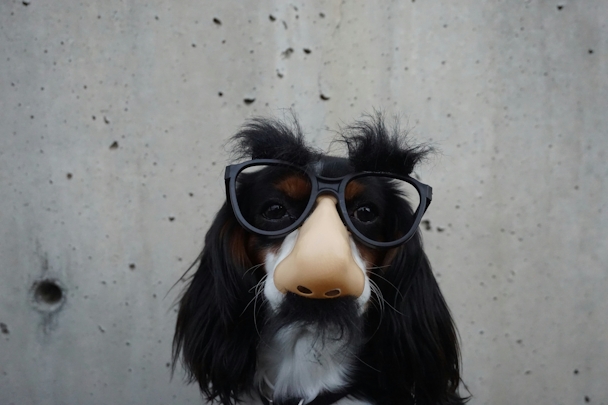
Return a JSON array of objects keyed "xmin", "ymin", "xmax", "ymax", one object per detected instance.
[
  {"xmin": 227, "ymin": 154, "xmax": 431, "ymax": 314},
  {"xmin": 238, "ymin": 158, "xmax": 384, "ymax": 311},
  {"xmin": 173, "ymin": 115, "xmax": 464, "ymax": 405}
]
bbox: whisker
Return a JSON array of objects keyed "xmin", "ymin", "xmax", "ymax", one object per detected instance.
[
  {"xmin": 369, "ymin": 278, "xmax": 405, "ymax": 317},
  {"xmin": 366, "ymin": 264, "xmax": 391, "ymax": 271},
  {"xmin": 252, "ymin": 274, "xmax": 268, "ymax": 337},
  {"xmin": 244, "ymin": 262, "xmax": 266, "ymax": 277},
  {"xmin": 353, "ymin": 354, "xmax": 381, "ymax": 373},
  {"xmin": 368, "ymin": 280, "xmax": 384, "ymax": 315},
  {"xmin": 369, "ymin": 272, "xmax": 405, "ymax": 301},
  {"xmin": 366, "ymin": 280, "xmax": 384, "ymax": 340},
  {"xmin": 241, "ymin": 274, "xmax": 267, "ymax": 316}
]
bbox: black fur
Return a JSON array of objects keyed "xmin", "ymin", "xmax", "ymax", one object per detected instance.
[
  {"xmin": 352, "ymin": 233, "xmax": 463, "ymax": 404},
  {"xmin": 172, "ymin": 208, "xmax": 264, "ymax": 403},
  {"xmin": 340, "ymin": 112, "xmax": 433, "ymax": 175},
  {"xmin": 230, "ymin": 115, "xmax": 317, "ymax": 166},
  {"xmin": 173, "ymin": 113, "xmax": 466, "ymax": 405}
]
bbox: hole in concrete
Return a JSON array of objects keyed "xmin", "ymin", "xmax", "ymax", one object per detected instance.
[
  {"xmin": 34, "ymin": 280, "xmax": 63, "ymax": 305},
  {"xmin": 296, "ymin": 285, "xmax": 312, "ymax": 295}
]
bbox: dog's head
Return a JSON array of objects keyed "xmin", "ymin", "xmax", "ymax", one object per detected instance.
[{"xmin": 173, "ymin": 114, "xmax": 464, "ymax": 405}]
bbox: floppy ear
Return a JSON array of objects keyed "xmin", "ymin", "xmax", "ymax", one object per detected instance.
[
  {"xmin": 359, "ymin": 232, "xmax": 465, "ymax": 405},
  {"xmin": 173, "ymin": 204, "xmax": 263, "ymax": 405}
]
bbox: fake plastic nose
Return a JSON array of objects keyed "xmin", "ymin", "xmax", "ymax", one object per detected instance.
[{"xmin": 273, "ymin": 196, "xmax": 365, "ymax": 299}]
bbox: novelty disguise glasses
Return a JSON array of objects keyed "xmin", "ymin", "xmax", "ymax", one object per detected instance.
[{"xmin": 225, "ymin": 159, "xmax": 432, "ymax": 248}]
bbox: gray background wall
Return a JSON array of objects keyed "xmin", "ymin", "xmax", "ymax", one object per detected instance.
[{"xmin": 1, "ymin": 0, "xmax": 606, "ymax": 404}]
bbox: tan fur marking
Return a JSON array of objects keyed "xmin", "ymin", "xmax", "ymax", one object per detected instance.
[
  {"xmin": 345, "ymin": 180, "xmax": 365, "ymax": 200},
  {"xmin": 225, "ymin": 223, "xmax": 252, "ymax": 268},
  {"xmin": 275, "ymin": 175, "xmax": 311, "ymax": 200}
]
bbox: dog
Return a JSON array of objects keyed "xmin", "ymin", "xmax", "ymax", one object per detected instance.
[{"xmin": 173, "ymin": 114, "xmax": 466, "ymax": 405}]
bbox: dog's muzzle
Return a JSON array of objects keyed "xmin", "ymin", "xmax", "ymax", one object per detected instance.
[{"xmin": 273, "ymin": 196, "xmax": 366, "ymax": 299}]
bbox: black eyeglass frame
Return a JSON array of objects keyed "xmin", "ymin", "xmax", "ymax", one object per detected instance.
[{"xmin": 224, "ymin": 159, "xmax": 433, "ymax": 248}]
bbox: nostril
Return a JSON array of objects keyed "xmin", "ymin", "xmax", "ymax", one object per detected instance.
[
  {"xmin": 324, "ymin": 289, "xmax": 341, "ymax": 297},
  {"xmin": 296, "ymin": 285, "xmax": 313, "ymax": 295}
]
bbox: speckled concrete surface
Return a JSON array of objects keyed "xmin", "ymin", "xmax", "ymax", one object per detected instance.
[{"xmin": 1, "ymin": 1, "xmax": 607, "ymax": 404}]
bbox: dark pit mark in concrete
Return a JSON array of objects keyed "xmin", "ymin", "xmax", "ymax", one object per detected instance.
[
  {"xmin": 281, "ymin": 47, "xmax": 294, "ymax": 58},
  {"xmin": 213, "ymin": 18, "xmax": 221, "ymax": 25},
  {"xmin": 320, "ymin": 93, "xmax": 330, "ymax": 101},
  {"xmin": 243, "ymin": 97, "xmax": 256, "ymax": 105},
  {"xmin": 34, "ymin": 280, "xmax": 63, "ymax": 305},
  {"xmin": 109, "ymin": 141, "xmax": 119, "ymax": 150},
  {"xmin": 0, "ymin": 323, "xmax": 8, "ymax": 334}
]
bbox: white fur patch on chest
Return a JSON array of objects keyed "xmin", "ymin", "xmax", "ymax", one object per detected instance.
[
  {"xmin": 255, "ymin": 323, "xmax": 357, "ymax": 403},
  {"xmin": 240, "ymin": 394, "xmax": 372, "ymax": 405}
]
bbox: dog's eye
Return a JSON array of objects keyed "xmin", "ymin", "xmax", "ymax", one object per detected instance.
[
  {"xmin": 353, "ymin": 205, "xmax": 378, "ymax": 223},
  {"xmin": 262, "ymin": 203, "xmax": 288, "ymax": 220}
]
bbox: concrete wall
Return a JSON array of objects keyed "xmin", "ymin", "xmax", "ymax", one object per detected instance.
[{"xmin": 1, "ymin": 0, "xmax": 606, "ymax": 404}]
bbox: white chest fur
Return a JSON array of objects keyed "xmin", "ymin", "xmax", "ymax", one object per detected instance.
[{"xmin": 254, "ymin": 323, "xmax": 361, "ymax": 404}]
